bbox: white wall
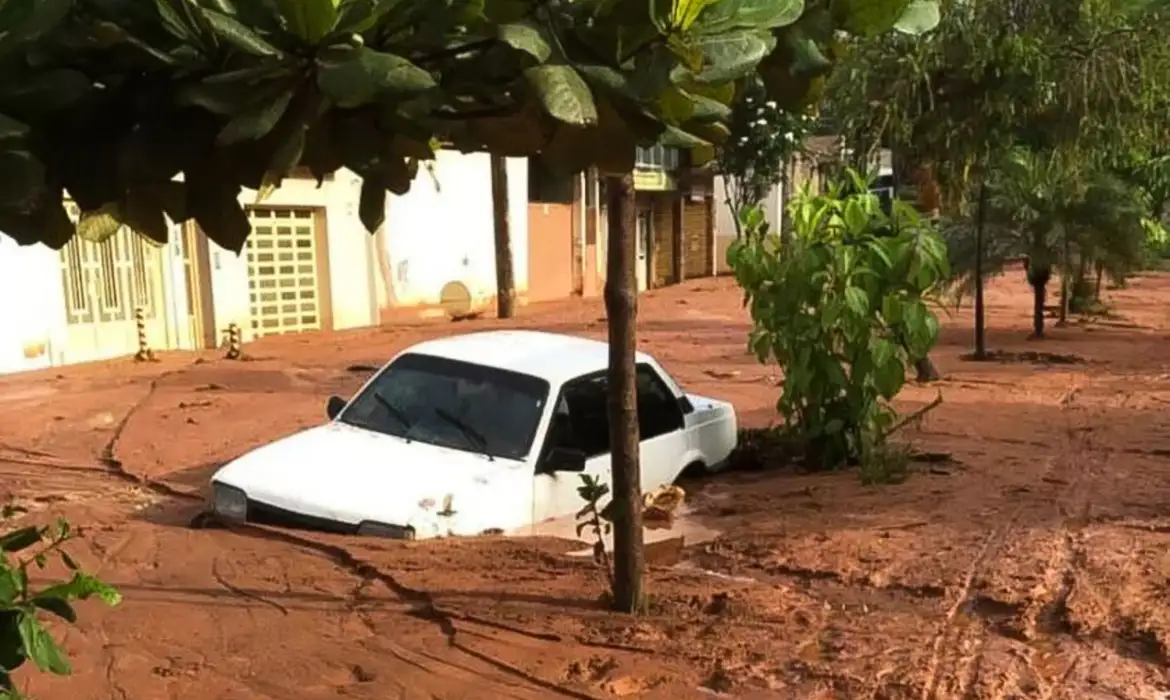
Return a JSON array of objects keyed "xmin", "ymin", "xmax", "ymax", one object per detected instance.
[
  {"xmin": 382, "ymin": 152, "xmax": 529, "ymax": 307},
  {"xmin": 0, "ymin": 237, "xmax": 66, "ymax": 373},
  {"xmin": 206, "ymin": 171, "xmax": 379, "ymax": 341},
  {"xmin": 713, "ymin": 175, "xmax": 785, "ymax": 240}
]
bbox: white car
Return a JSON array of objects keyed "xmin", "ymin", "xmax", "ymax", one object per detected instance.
[{"xmin": 209, "ymin": 330, "xmax": 738, "ymax": 540}]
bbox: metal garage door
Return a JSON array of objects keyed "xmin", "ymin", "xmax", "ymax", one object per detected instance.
[
  {"xmin": 58, "ymin": 201, "xmax": 169, "ymax": 363},
  {"xmin": 245, "ymin": 207, "xmax": 326, "ymax": 338}
]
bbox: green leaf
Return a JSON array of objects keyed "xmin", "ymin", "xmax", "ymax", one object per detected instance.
[
  {"xmin": 358, "ymin": 176, "xmax": 386, "ymax": 232},
  {"xmin": 844, "ymin": 286, "xmax": 869, "ymax": 316},
  {"xmin": 17, "ymin": 611, "xmax": 70, "ymax": 675},
  {"xmin": 216, "ymin": 88, "xmax": 295, "ymax": 145},
  {"xmin": 122, "ymin": 189, "xmax": 171, "ymax": 244},
  {"xmin": 0, "ymin": 113, "xmax": 27, "ymax": 144},
  {"xmin": 31, "ymin": 597, "xmax": 76, "ymax": 624},
  {"xmin": 0, "ymin": 567, "xmax": 19, "ymax": 605},
  {"xmin": 0, "ymin": 0, "xmax": 72, "ymax": 55},
  {"xmin": 893, "ymin": 0, "xmax": 939, "ymax": 34},
  {"xmin": 76, "ymin": 204, "xmax": 124, "ymax": 243},
  {"xmin": 497, "ymin": 20, "xmax": 551, "ymax": 62},
  {"xmin": 525, "ymin": 65, "xmax": 599, "ymax": 127},
  {"xmin": 272, "ymin": 0, "xmax": 339, "ymax": 43},
  {"xmin": 832, "ymin": 0, "xmax": 911, "ymax": 37},
  {"xmin": 698, "ymin": 0, "xmax": 805, "ymax": 31},
  {"xmin": 317, "ymin": 48, "xmax": 435, "ymax": 108},
  {"xmin": 693, "ymin": 31, "xmax": 775, "ymax": 84},
  {"xmin": 257, "ymin": 127, "xmax": 308, "ymax": 203},
  {"xmin": 198, "ymin": 7, "xmax": 284, "ymax": 56},
  {"xmin": 36, "ymin": 573, "xmax": 121, "ymax": 607},
  {"xmin": 0, "ymin": 148, "xmax": 46, "ymax": 211},
  {"xmin": 335, "ymin": 0, "xmax": 406, "ymax": 33}
]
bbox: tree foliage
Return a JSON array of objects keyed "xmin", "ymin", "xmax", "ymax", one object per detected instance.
[
  {"xmin": 1, "ymin": 509, "xmax": 121, "ymax": 699},
  {"xmin": 728, "ymin": 170, "xmax": 948, "ymax": 470},
  {"xmin": 0, "ymin": 0, "xmax": 939, "ymax": 252},
  {"xmin": 715, "ymin": 79, "xmax": 816, "ymax": 236}
]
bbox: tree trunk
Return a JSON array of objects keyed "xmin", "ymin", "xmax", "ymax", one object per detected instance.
[
  {"xmin": 779, "ymin": 161, "xmax": 792, "ymax": 248},
  {"xmin": 1031, "ymin": 281, "xmax": 1046, "ymax": 338},
  {"xmin": 1094, "ymin": 259, "xmax": 1104, "ymax": 300},
  {"xmin": 603, "ymin": 173, "xmax": 644, "ymax": 614},
  {"xmin": 914, "ymin": 356, "xmax": 940, "ymax": 381},
  {"xmin": 490, "ymin": 155, "xmax": 516, "ymax": 319},
  {"xmin": 973, "ymin": 180, "xmax": 988, "ymax": 359},
  {"xmin": 1057, "ymin": 238, "xmax": 1070, "ymax": 326}
]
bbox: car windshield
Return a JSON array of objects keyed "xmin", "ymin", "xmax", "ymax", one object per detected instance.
[{"xmin": 337, "ymin": 352, "xmax": 550, "ymax": 460}]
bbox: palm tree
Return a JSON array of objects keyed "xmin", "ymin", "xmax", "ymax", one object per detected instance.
[{"xmin": 942, "ymin": 148, "xmax": 1147, "ymax": 339}]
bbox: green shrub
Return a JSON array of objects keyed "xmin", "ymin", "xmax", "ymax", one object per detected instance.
[{"xmin": 728, "ymin": 169, "xmax": 949, "ymax": 469}]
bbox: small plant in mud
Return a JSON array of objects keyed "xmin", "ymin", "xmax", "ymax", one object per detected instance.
[
  {"xmin": 728, "ymin": 169, "xmax": 949, "ymax": 473},
  {"xmin": 1, "ymin": 506, "xmax": 121, "ymax": 699},
  {"xmin": 575, "ymin": 475, "xmax": 614, "ymax": 590}
]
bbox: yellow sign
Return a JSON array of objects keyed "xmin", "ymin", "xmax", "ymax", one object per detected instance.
[{"xmin": 633, "ymin": 169, "xmax": 676, "ymax": 191}]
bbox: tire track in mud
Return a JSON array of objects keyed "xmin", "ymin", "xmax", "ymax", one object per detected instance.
[{"xmin": 923, "ymin": 376, "xmax": 1104, "ymax": 699}]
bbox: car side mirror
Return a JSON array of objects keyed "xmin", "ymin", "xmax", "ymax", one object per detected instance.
[
  {"xmin": 326, "ymin": 395, "xmax": 347, "ymax": 420},
  {"xmin": 543, "ymin": 447, "xmax": 587, "ymax": 474}
]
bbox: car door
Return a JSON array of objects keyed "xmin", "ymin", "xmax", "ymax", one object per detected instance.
[{"xmin": 532, "ymin": 365, "xmax": 688, "ymax": 524}]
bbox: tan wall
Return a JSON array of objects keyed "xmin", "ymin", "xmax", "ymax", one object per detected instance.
[
  {"xmin": 716, "ymin": 235, "xmax": 734, "ymax": 275},
  {"xmin": 651, "ymin": 195, "xmax": 676, "ymax": 287},
  {"xmin": 683, "ymin": 196, "xmax": 713, "ymax": 280},
  {"xmin": 527, "ymin": 202, "xmax": 575, "ymax": 302}
]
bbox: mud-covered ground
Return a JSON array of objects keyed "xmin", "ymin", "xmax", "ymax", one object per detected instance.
[{"xmin": 2, "ymin": 272, "xmax": 1169, "ymax": 700}]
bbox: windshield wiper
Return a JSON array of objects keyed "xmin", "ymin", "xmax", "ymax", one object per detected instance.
[
  {"xmin": 433, "ymin": 408, "xmax": 493, "ymax": 461},
  {"xmin": 372, "ymin": 393, "xmax": 413, "ymax": 437}
]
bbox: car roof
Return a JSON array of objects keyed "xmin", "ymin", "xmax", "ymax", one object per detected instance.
[{"xmin": 403, "ymin": 330, "xmax": 654, "ymax": 385}]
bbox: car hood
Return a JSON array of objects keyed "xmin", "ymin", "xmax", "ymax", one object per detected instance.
[{"xmin": 212, "ymin": 422, "xmax": 529, "ymax": 537}]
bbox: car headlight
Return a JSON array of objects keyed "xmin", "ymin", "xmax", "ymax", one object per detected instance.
[
  {"xmin": 211, "ymin": 483, "xmax": 248, "ymax": 520},
  {"xmin": 356, "ymin": 521, "xmax": 416, "ymax": 540}
]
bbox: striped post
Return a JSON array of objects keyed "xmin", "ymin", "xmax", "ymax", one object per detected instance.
[
  {"xmin": 224, "ymin": 322, "xmax": 242, "ymax": 360},
  {"xmin": 133, "ymin": 306, "xmax": 156, "ymax": 362}
]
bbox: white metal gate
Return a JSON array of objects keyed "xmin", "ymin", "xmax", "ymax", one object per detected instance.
[
  {"xmin": 245, "ymin": 207, "xmax": 326, "ymax": 338},
  {"xmin": 58, "ymin": 202, "xmax": 168, "ymax": 363}
]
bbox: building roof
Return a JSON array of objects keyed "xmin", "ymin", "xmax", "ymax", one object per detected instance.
[{"xmin": 405, "ymin": 330, "xmax": 649, "ymax": 385}]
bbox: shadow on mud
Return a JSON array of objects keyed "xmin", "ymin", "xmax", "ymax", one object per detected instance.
[{"xmin": 959, "ymin": 349, "xmax": 1088, "ymax": 365}]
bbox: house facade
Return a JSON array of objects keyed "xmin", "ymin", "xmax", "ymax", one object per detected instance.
[
  {"xmin": 712, "ymin": 141, "xmax": 894, "ymax": 274},
  {"xmin": 0, "ymin": 148, "xmax": 721, "ymax": 375}
]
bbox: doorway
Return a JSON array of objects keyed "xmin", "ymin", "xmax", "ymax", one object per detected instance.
[{"xmin": 635, "ymin": 205, "xmax": 652, "ymax": 292}]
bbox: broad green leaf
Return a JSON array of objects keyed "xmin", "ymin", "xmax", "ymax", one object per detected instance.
[
  {"xmin": 844, "ymin": 286, "xmax": 869, "ymax": 315},
  {"xmin": 17, "ymin": 611, "xmax": 70, "ymax": 675},
  {"xmin": 122, "ymin": 189, "xmax": 171, "ymax": 244},
  {"xmin": 0, "ymin": 70, "xmax": 94, "ymax": 115},
  {"xmin": 0, "ymin": 567, "xmax": 19, "ymax": 605},
  {"xmin": 525, "ymin": 65, "xmax": 599, "ymax": 127},
  {"xmin": 893, "ymin": 0, "xmax": 939, "ymax": 34},
  {"xmin": 831, "ymin": 0, "xmax": 911, "ymax": 37},
  {"xmin": 32, "ymin": 597, "xmax": 77, "ymax": 624},
  {"xmin": 198, "ymin": 7, "xmax": 284, "ymax": 56},
  {"xmin": 335, "ymin": 0, "xmax": 406, "ymax": 33},
  {"xmin": 273, "ymin": 0, "xmax": 339, "ymax": 43},
  {"xmin": 358, "ymin": 175, "xmax": 386, "ymax": 232},
  {"xmin": 658, "ymin": 88, "xmax": 696, "ymax": 122},
  {"xmin": 0, "ymin": 113, "xmax": 27, "ymax": 144},
  {"xmin": 216, "ymin": 89, "xmax": 295, "ymax": 145},
  {"xmin": 0, "ymin": 0, "xmax": 72, "ymax": 56},
  {"xmin": 497, "ymin": 20, "xmax": 551, "ymax": 62},
  {"xmin": 36, "ymin": 573, "xmax": 121, "ymax": 607},
  {"xmin": 671, "ymin": 0, "xmax": 720, "ymax": 30},
  {"xmin": 76, "ymin": 204, "xmax": 124, "ymax": 243},
  {"xmin": 317, "ymin": 48, "xmax": 435, "ymax": 107},
  {"xmin": 0, "ymin": 527, "xmax": 41, "ymax": 553},
  {"xmin": 698, "ymin": 0, "xmax": 804, "ymax": 31},
  {"xmin": 0, "ymin": 148, "xmax": 45, "ymax": 210},
  {"xmin": 692, "ymin": 31, "xmax": 775, "ymax": 84},
  {"xmin": 257, "ymin": 127, "xmax": 308, "ymax": 203}
]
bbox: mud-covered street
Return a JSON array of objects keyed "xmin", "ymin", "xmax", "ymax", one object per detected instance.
[{"xmin": 2, "ymin": 274, "xmax": 1168, "ymax": 700}]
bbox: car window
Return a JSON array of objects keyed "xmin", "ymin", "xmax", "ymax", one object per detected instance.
[
  {"xmin": 546, "ymin": 363, "xmax": 684, "ymax": 460},
  {"xmin": 339, "ymin": 353, "xmax": 550, "ymax": 460}
]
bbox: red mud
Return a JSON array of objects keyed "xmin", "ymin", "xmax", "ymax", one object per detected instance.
[{"xmin": 2, "ymin": 273, "xmax": 1169, "ymax": 699}]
